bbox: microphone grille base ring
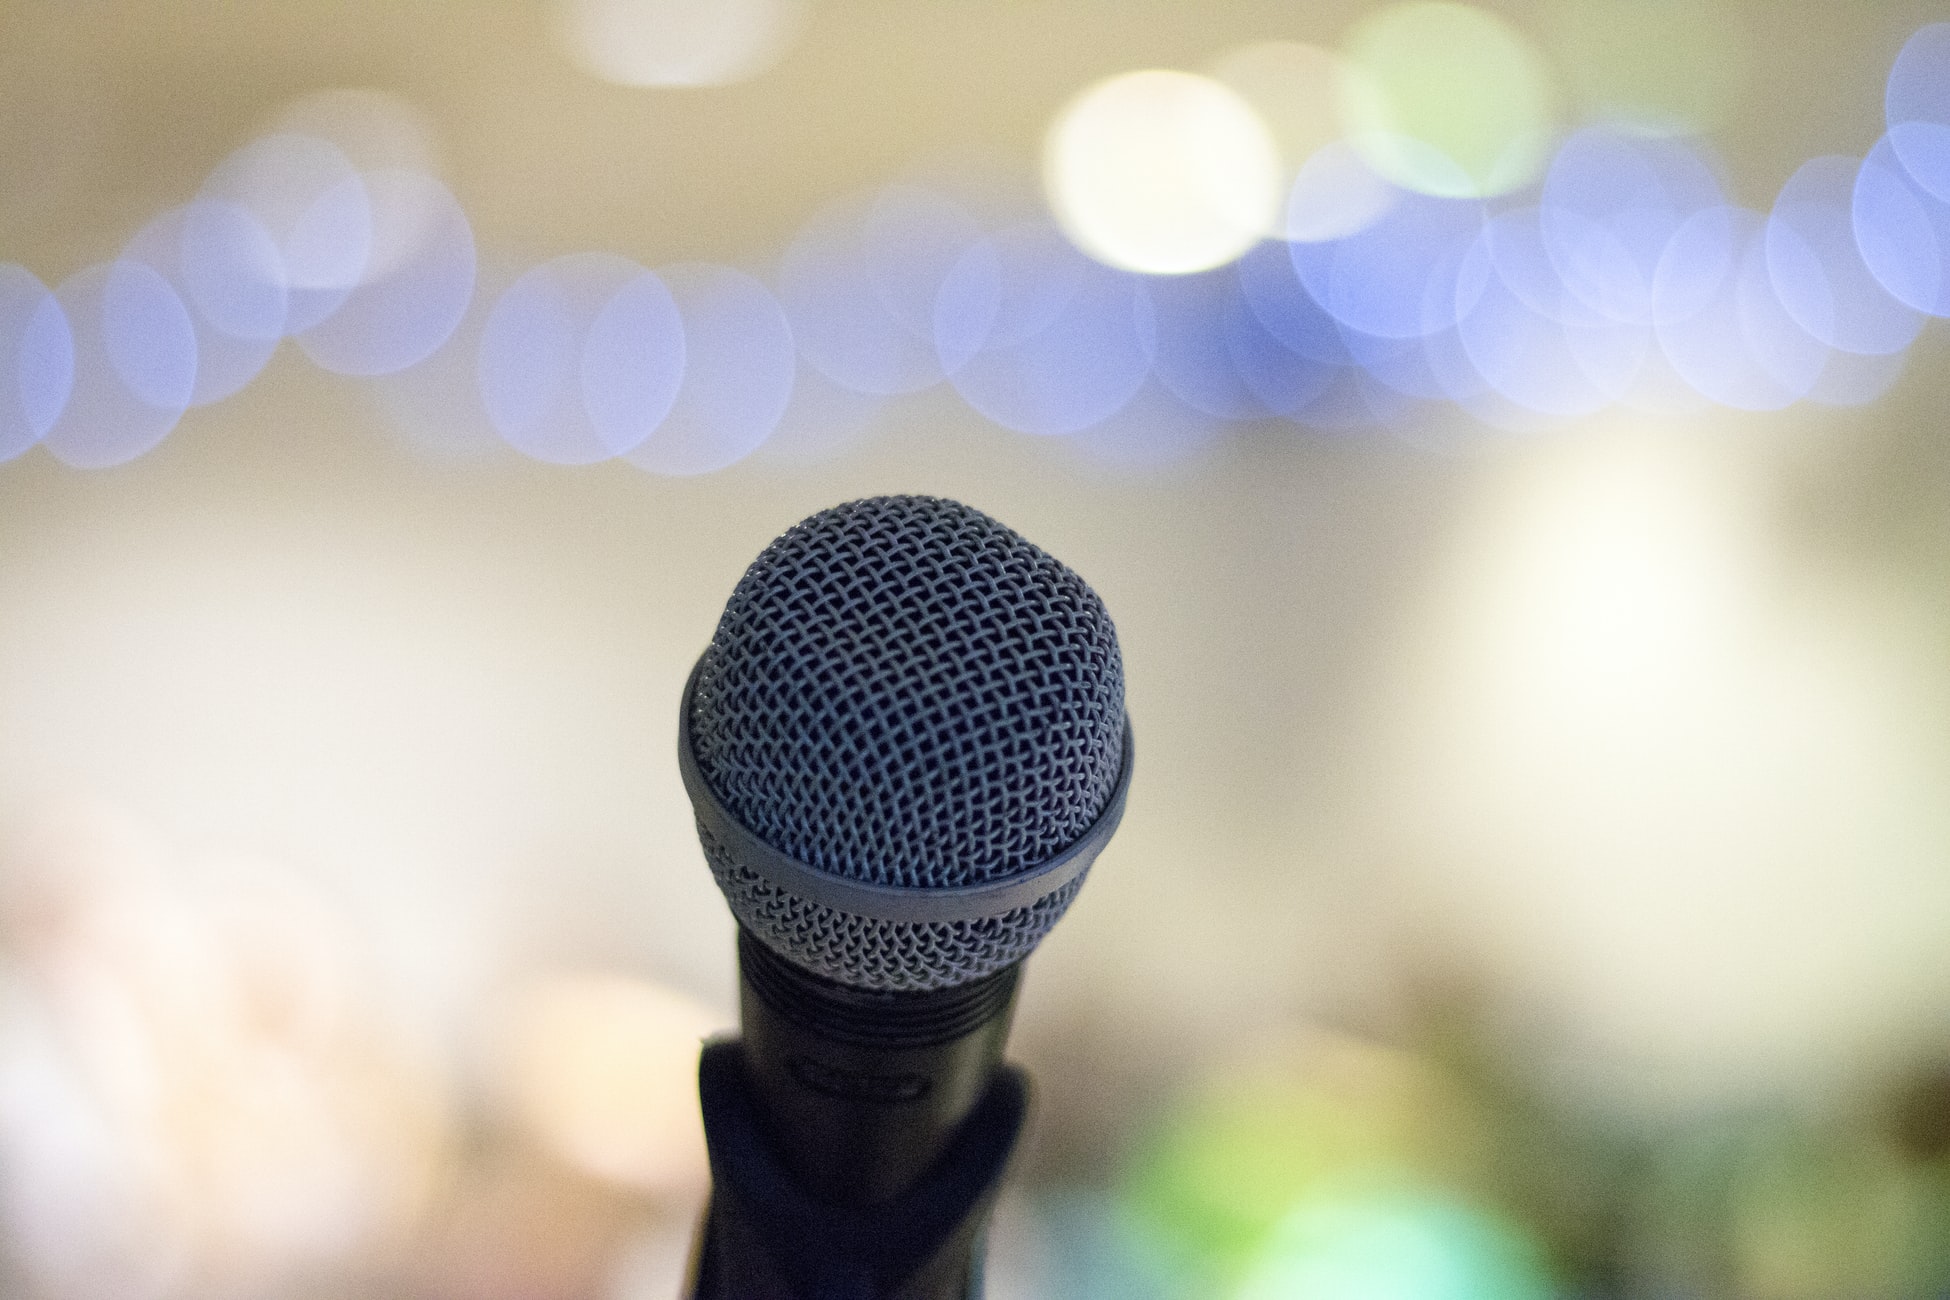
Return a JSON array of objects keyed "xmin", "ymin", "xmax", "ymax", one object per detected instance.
[{"xmin": 699, "ymin": 818, "xmax": 1090, "ymax": 992}]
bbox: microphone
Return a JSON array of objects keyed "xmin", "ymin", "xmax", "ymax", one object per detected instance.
[{"xmin": 677, "ymin": 495, "xmax": 1133, "ymax": 1299}]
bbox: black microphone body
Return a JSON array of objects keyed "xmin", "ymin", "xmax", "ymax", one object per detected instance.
[
  {"xmin": 735, "ymin": 929, "xmax": 1021, "ymax": 1205},
  {"xmin": 677, "ymin": 496, "xmax": 1132, "ymax": 1299},
  {"xmin": 690, "ymin": 937, "xmax": 1025, "ymax": 1298}
]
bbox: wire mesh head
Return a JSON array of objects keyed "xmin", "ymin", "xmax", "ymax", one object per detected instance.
[{"xmin": 687, "ymin": 495, "xmax": 1128, "ymax": 990}]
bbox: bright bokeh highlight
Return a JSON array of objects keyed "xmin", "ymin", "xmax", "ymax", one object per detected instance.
[
  {"xmin": 1045, "ymin": 70, "xmax": 1281, "ymax": 276},
  {"xmin": 1338, "ymin": 2, "xmax": 1557, "ymax": 199},
  {"xmin": 1207, "ymin": 43, "xmax": 1385, "ymax": 242},
  {"xmin": 555, "ymin": 0, "xmax": 807, "ymax": 88}
]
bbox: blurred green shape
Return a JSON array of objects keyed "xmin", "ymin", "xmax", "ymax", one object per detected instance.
[
  {"xmin": 1337, "ymin": 1, "xmax": 1557, "ymax": 198},
  {"xmin": 1118, "ymin": 1034, "xmax": 1497, "ymax": 1291},
  {"xmin": 1232, "ymin": 1190, "xmax": 1552, "ymax": 1300}
]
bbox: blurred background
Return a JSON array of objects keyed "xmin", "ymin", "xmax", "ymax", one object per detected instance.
[{"xmin": 4, "ymin": 0, "xmax": 1950, "ymax": 1295}]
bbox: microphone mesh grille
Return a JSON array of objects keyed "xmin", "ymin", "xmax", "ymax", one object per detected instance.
[{"xmin": 689, "ymin": 495, "xmax": 1126, "ymax": 990}]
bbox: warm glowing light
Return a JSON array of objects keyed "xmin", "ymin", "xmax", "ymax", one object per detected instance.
[
  {"xmin": 504, "ymin": 973, "xmax": 727, "ymax": 1194},
  {"xmin": 1207, "ymin": 42, "xmax": 1378, "ymax": 244},
  {"xmin": 1380, "ymin": 432, "xmax": 1950, "ymax": 1117},
  {"xmin": 1339, "ymin": 2, "xmax": 1556, "ymax": 199},
  {"xmin": 555, "ymin": 0, "xmax": 808, "ymax": 88},
  {"xmin": 1045, "ymin": 70, "xmax": 1280, "ymax": 276}
]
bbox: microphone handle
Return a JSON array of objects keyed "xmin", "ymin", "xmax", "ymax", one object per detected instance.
[{"xmin": 688, "ymin": 929, "xmax": 1027, "ymax": 1299}]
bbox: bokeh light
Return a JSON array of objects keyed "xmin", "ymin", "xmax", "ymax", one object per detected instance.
[
  {"xmin": 0, "ymin": 265, "xmax": 72, "ymax": 462},
  {"xmin": 1283, "ymin": 141, "xmax": 1400, "ymax": 245},
  {"xmin": 1656, "ymin": 208, "xmax": 1829, "ymax": 411},
  {"xmin": 1148, "ymin": 268, "xmax": 1269, "ymax": 421},
  {"xmin": 42, "ymin": 261, "xmax": 197, "ymax": 469},
  {"xmin": 1234, "ymin": 1192, "xmax": 1554, "ymax": 1300},
  {"xmin": 623, "ymin": 262, "xmax": 794, "ymax": 475},
  {"xmin": 1456, "ymin": 209, "xmax": 1646, "ymax": 417},
  {"xmin": 269, "ymin": 88, "xmax": 442, "ymax": 186},
  {"xmin": 1540, "ymin": 129, "xmax": 1725, "ymax": 326},
  {"xmin": 1122, "ymin": 1030, "xmax": 1499, "ymax": 1293},
  {"xmin": 1207, "ymin": 42, "xmax": 1377, "ymax": 244},
  {"xmin": 1886, "ymin": 24, "xmax": 1950, "ymax": 205},
  {"xmin": 938, "ymin": 221, "xmax": 1155, "ymax": 436},
  {"xmin": 370, "ymin": 258, "xmax": 524, "ymax": 464},
  {"xmin": 1235, "ymin": 241, "xmax": 1352, "ymax": 365},
  {"xmin": 121, "ymin": 203, "xmax": 281, "ymax": 405},
  {"xmin": 1854, "ymin": 134, "xmax": 1950, "ymax": 319},
  {"xmin": 1044, "ymin": 70, "xmax": 1281, "ymax": 276},
  {"xmin": 555, "ymin": 0, "xmax": 808, "ymax": 89},
  {"xmin": 1766, "ymin": 157, "xmax": 1922, "ymax": 358},
  {"xmin": 1292, "ymin": 190, "xmax": 1483, "ymax": 339},
  {"xmin": 777, "ymin": 184, "xmax": 982, "ymax": 395},
  {"xmin": 503, "ymin": 973, "xmax": 725, "ymax": 1194},
  {"xmin": 1542, "ymin": 0, "xmax": 1750, "ymax": 137},
  {"xmin": 199, "ymin": 133, "xmax": 372, "ymax": 334},
  {"xmin": 296, "ymin": 170, "xmax": 476, "ymax": 376},
  {"xmin": 477, "ymin": 253, "xmax": 686, "ymax": 465},
  {"xmin": 1338, "ymin": 2, "xmax": 1557, "ymax": 199}
]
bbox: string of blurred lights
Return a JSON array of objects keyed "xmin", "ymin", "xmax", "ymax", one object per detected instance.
[{"xmin": 0, "ymin": 12, "xmax": 1946, "ymax": 476}]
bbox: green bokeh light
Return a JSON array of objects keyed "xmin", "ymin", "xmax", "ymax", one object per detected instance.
[
  {"xmin": 1232, "ymin": 1191, "xmax": 1554, "ymax": 1300},
  {"xmin": 1337, "ymin": 1, "xmax": 1557, "ymax": 198},
  {"xmin": 1118, "ymin": 1035, "xmax": 1498, "ymax": 1290}
]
